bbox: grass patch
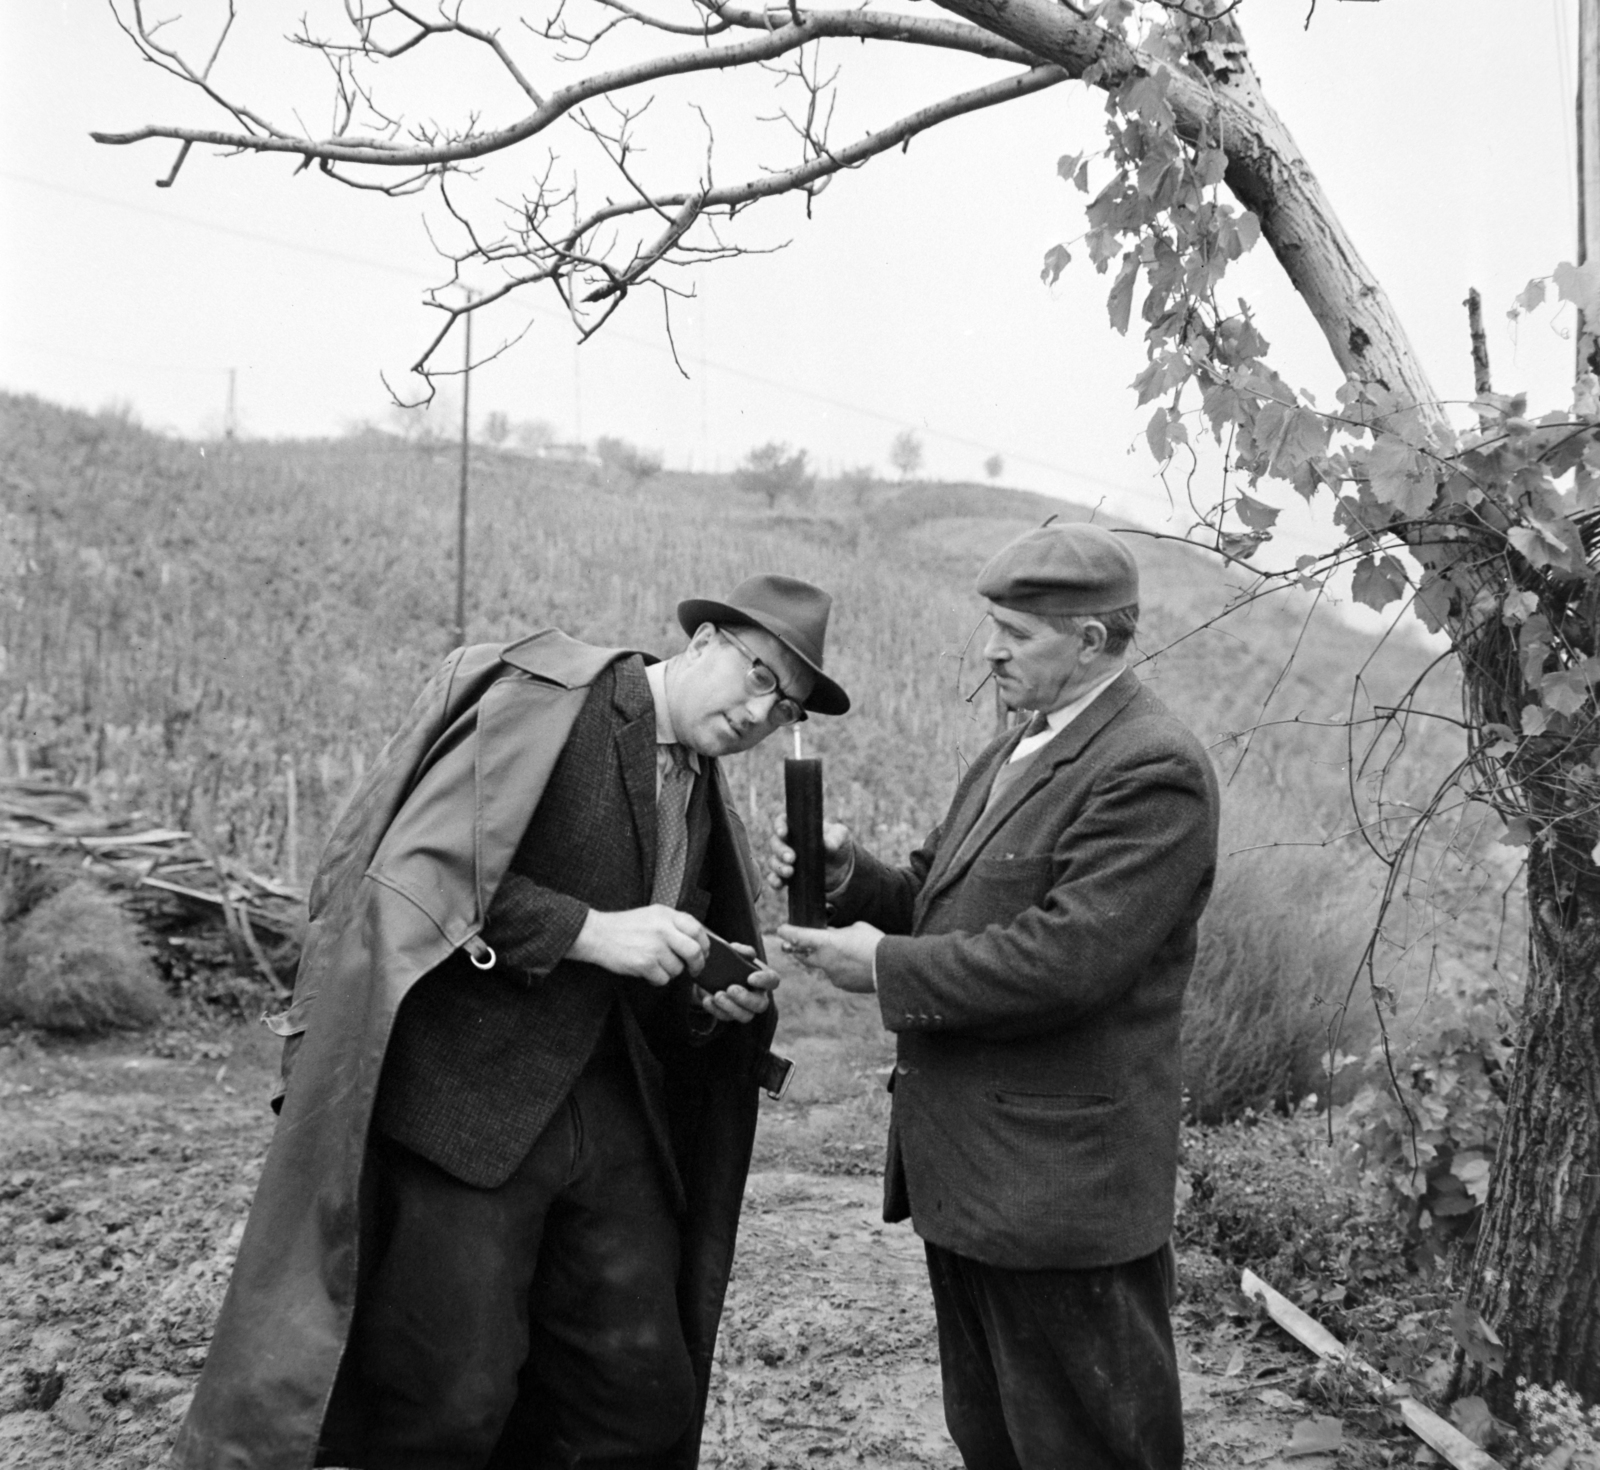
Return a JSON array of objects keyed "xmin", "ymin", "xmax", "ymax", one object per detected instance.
[{"xmin": 1, "ymin": 879, "xmax": 166, "ymax": 1033}]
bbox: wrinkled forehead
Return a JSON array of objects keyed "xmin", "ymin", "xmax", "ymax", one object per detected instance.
[
  {"xmin": 729, "ymin": 623, "xmax": 816, "ymax": 699},
  {"xmin": 984, "ymin": 601, "xmax": 1064, "ymax": 640}
]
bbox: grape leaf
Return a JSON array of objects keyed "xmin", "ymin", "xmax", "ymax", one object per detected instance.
[
  {"xmin": 1509, "ymin": 519, "xmax": 1586, "ymax": 576},
  {"xmin": 1510, "ymin": 277, "xmax": 1548, "ymax": 316},
  {"xmin": 1413, "ymin": 569, "xmax": 1456, "ymax": 634},
  {"xmin": 1554, "ymin": 259, "xmax": 1600, "ymax": 318},
  {"xmin": 1540, "ymin": 669, "xmax": 1591, "ymax": 717},
  {"xmin": 1106, "ymin": 252, "xmax": 1139, "ymax": 335},
  {"xmin": 1196, "ymin": 146, "xmax": 1227, "ymax": 187},
  {"xmin": 1501, "ymin": 590, "xmax": 1539, "ymax": 624},
  {"xmin": 1255, "ymin": 400, "xmax": 1331, "ymax": 480},
  {"xmin": 1040, "ymin": 243, "xmax": 1072, "ymax": 287},
  {"xmin": 1146, "ymin": 407, "xmax": 1172, "ymax": 461},
  {"xmin": 1351, "ymin": 554, "xmax": 1409, "ymax": 611},
  {"xmin": 1365, "ymin": 436, "xmax": 1437, "ymax": 517},
  {"xmin": 1235, "ymin": 492, "xmax": 1279, "ymax": 531},
  {"xmin": 1447, "ymin": 1300, "xmax": 1507, "ymax": 1373}
]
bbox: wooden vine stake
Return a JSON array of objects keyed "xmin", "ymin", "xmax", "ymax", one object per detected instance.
[{"xmin": 1240, "ymin": 1270, "xmax": 1505, "ymax": 1470}]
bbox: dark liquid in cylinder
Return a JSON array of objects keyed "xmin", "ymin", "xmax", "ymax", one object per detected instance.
[{"xmin": 785, "ymin": 758, "xmax": 827, "ymax": 928}]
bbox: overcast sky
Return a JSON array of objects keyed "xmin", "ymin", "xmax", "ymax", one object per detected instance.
[{"xmin": 0, "ymin": 1, "xmax": 1585, "ymax": 557}]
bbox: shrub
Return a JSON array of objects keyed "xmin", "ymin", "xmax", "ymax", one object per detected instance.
[
  {"xmin": 1177, "ymin": 1112, "xmax": 1405, "ymax": 1297},
  {"xmin": 1182, "ymin": 815, "xmax": 1371, "ymax": 1121},
  {"xmin": 888, "ymin": 429, "xmax": 923, "ymax": 479},
  {"xmin": 1332, "ymin": 980, "xmax": 1511, "ymax": 1255},
  {"xmin": 735, "ymin": 443, "xmax": 814, "ymax": 509},
  {"xmin": 0, "ymin": 879, "xmax": 166, "ymax": 1033},
  {"xmin": 595, "ymin": 435, "xmax": 663, "ymax": 481}
]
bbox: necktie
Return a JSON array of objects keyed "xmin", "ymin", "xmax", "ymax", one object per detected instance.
[{"xmin": 651, "ymin": 744, "xmax": 694, "ymax": 907}]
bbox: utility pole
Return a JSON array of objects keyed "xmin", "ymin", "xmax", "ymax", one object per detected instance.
[
  {"xmin": 1580, "ymin": 0, "xmax": 1600, "ymax": 375},
  {"xmin": 454, "ymin": 300, "xmax": 474, "ymax": 650}
]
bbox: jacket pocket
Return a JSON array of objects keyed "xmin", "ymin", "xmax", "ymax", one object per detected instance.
[
  {"xmin": 262, "ymin": 995, "xmax": 316, "ymax": 1113},
  {"xmin": 951, "ymin": 854, "xmax": 1055, "ymax": 926},
  {"xmin": 263, "ymin": 995, "xmax": 315, "ymax": 1037}
]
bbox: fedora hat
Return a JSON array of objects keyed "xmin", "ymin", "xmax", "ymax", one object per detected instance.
[{"xmin": 677, "ymin": 573, "xmax": 850, "ymax": 715}]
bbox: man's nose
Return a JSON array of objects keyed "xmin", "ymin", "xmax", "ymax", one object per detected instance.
[
  {"xmin": 982, "ymin": 630, "xmax": 1007, "ymax": 662},
  {"xmin": 740, "ymin": 688, "xmax": 781, "ymax": 725}
]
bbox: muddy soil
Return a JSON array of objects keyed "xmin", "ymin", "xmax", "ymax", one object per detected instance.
[{"xmin": 1, "ymin": 1018, "xmax": 1373, "ymax": 1470}]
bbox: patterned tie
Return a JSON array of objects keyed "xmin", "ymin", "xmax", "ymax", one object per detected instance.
[{"xmin": 651, "ymin": 743, "xmax": 694, "ymax": 907}]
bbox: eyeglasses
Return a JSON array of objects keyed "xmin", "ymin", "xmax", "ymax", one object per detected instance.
[{"xmin": 717, "ymin": 628, "xmax": 808, "ymax": 725}]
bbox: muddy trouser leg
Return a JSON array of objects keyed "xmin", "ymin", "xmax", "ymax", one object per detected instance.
[
  {"xmin": 924, "ymin": 1241, "xmax": 1182, "ymax": 1470},
  {"xmin": 353, "ymin": 1054, "xmax": 694, "ymax": 1470}
]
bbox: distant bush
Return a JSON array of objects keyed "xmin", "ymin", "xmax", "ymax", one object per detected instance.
[
  {"xmin": 736, "ymin": 443, "xmax": 814, "ymax": 509},
  {"xmin": 835, "ymin": 465, "xmax": 878, "ymax": 509},
  {"xmin": 1182, "ymin": 812, "xmax": 1371, "ymax": 1122},
  {"xmin": 888, "ymin": 429, "xmax": 923, "ymax": 479},
  {"xmin": 1, "ymin": 880, "xmax": 166, "ymax": 1033},
  {"xmin": 595, "ymin": 435, "xmax": 663, "ymax": 481}
]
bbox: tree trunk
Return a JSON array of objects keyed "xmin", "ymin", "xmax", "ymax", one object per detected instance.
[{"xmin": 1455, "ymin": 815, "xmax": 1600, "ymax": 1412}]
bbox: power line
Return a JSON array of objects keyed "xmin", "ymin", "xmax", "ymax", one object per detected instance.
[
  {"xmin": 2, "ymin": 167, "xmax": 1165, "ymax": 509},
  {"xmin": 0, "ymin": 168, "xmax": 436, "ymax": 282}
]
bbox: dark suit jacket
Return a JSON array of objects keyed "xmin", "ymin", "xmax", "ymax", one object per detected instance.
[
  {"xmin": 831, "ymin": 670, "xmax": 1218, "ymax": 1271},
  {"xmin": 374, "ymin": 655, "xmax": 744, "ymax": 1193}
]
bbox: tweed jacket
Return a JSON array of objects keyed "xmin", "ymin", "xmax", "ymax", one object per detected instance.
[
  {"xmin": 174, "ymin": 632, "xmax": 774, "ymax": 1470},
  {"xmin": 373, "ymin": 655, "xmax": 732, "ymax": 1194},
  {"xmin": 830, "ymin": 670, "xmax": 1218, "ymax": 1272}
]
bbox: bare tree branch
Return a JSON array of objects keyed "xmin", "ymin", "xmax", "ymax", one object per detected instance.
[{"xmin": 93, "ymin": 6, "xmax": 1039, "ymax": 163}]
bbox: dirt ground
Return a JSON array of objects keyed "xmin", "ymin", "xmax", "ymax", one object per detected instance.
[{"xmin": 0, "ymin": 980, "xmax": 1378, "ymax": 1470}]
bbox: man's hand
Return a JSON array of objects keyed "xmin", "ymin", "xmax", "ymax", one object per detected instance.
[
  {"xmin": 777, "ymin": 922, "xmax": 883, "ymax": 993},
  {"xmin": 765, "ymin": 814, "xmax": 854, "ymax": 894},
  {"xmin": 568, "ymin": 905, "xmax": 709, "ymax": 986},
  {"xmin": 694, "ymin": 942, "xmax": 779, "ymax": 1025}
]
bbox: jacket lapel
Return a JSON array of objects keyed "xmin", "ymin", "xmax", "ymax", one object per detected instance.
[
  {"xmin": 921, "ymin": 670, "xmax": 1143, "ymax": 911},
  {"xmin": 918, "ymin": 726, "xmax": 1028, "ymax": 898},
  {"xmin": 612, "ymin": 659, "xmax": 660, "ymax": 893}
]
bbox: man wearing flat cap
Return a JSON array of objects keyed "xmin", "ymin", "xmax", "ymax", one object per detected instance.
[
  {"xmin": 175, "ymin": 575, "xmax": 849, "ymax": 1470},
  {"xmin": 771, "ymin": 524, "xmax": 1217, "ymax": 1470}
]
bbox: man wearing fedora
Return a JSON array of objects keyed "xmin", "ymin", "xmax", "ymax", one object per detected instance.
[
  {"xmin": 771, "ymin": 524, "xmax": 1217, "ymax": 1470},
  {"xmin": 173, "ymin": 574, "xmax": 849, "ymax": 1470}
]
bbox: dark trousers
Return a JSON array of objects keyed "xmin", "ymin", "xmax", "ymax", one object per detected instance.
[
  {"xmin": 925, "ymin": 1241, "xmax": 1183, "ymax": 1470},
  {"xmin": 350, "ymin": 1053, "xmax": 696, "ymax": 1470}
]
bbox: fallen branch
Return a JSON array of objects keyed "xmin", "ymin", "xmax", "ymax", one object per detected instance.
[{"xmin": 1240, "ymin": 1269, "xmax": 1505, "ymax": 1470}]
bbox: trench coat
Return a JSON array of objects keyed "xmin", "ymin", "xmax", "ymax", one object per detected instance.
[{"xmin": 173, "ymin": 629, "xmax": 777, "ymax": 1470}]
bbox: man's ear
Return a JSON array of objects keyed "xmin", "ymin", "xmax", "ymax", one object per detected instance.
[
  {"xmin": 1079, "ymin": 619, "xmax": 1109, "ymax": 657},
  {"xmin": 686, "ymin": 623, "xmax": 718, "ymax": 659}
]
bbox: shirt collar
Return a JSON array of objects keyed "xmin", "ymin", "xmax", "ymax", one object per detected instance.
[
  {"xmin": 645, "ymin": 660, "xmax": 701, "ymax": 772},
  {"xmin": 1007, "ymin": 665, "xmax": 1126, "ymax": 764},
  {"xmin": 1041, "ymin": 664, "xmax": 1125, "ymax": 734}
]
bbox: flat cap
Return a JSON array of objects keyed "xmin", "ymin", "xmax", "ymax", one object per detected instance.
[{"xmin": 976, "ymin": 523, "xmax": 1139, "ymax": 616}]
